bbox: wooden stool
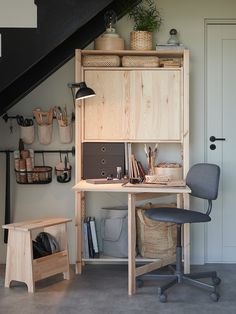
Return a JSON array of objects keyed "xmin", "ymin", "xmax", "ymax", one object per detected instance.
[{"xmin": 2, "ymin": 217, "xmax": 72, "ymax": 293}]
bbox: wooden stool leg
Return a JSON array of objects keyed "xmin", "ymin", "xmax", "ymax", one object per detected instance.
[
  {"xmin": 5, "ymin": 229, "xmax": 35, "ymax": 293},
  {"xmin": 5, "ymin": 229, "xmax": 14, "ymax": 288}
]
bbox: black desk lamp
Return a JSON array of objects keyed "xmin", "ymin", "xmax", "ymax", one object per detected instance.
[{"xmin": 68, "ymin": 82, "xmax": 96, "ymax": 103}]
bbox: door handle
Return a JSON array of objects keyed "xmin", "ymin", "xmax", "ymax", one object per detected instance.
[{"xmin": 209, "ymin": 136, "xmax": 226, "ymax": 142}]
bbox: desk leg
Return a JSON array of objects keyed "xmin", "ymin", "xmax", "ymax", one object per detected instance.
[
  {"xmin": 183, "ymin": 194, "xmax": 190, "ymax": 274},
  {"xmin": 128, "ymin": 193, "xmax": 136, "ymax": 295},
  {"xmin": 75, "ymin": 191, "xmax": 83, "ymax": 274}
]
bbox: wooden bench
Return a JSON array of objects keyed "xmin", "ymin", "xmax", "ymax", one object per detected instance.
[{"xmin": 2, "ymin": 217, "xmax": 72, "ymax": 293}]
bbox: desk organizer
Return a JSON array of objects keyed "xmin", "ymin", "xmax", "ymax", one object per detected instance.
[{"xmin": 15, "ymin": 166, "xmax": 52, "ymax": 184}]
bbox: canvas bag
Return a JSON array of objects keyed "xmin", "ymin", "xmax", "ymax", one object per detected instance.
[{"xmin": 101, "ymin": 207, "xmax": 128, "ymax": 258}]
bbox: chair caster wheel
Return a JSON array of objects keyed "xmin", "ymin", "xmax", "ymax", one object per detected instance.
[
  {"xmin": 212, "ymin": 277, "xmax": 221, "ymax": 286},
  {"xmin": 136, "ymin": 279, "xmax": 143, "ymax": 288},
  {"xmin": 159, "ymin": 293, "xmax": 167, "ymax": 303},
  {"xmin": 210, "ymin": 292, "xmax": 220, "ymax": 302}
]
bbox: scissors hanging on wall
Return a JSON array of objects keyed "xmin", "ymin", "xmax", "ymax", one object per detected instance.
[{"xmin": 16, "ymin": 115, "xmax": 34, "ymax": 127}]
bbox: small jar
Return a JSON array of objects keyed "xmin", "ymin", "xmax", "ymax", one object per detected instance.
[{"xmin": 167, "ymin": 29, "xmax": 179, "ymax": 45}]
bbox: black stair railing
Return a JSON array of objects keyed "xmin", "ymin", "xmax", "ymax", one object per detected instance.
[{"xmin": 0, "ymin": 0, "xmax": 139, "ymax": 116}]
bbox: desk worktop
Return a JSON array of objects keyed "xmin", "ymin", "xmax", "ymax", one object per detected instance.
[{"xmin": 73, "ymin": 180, "xmax": 191, "ymax": 194}]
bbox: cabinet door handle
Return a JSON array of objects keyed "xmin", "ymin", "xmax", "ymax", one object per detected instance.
[{"xmin": 209, "ymin": 136, "xmax": 226, "ymax": 142}]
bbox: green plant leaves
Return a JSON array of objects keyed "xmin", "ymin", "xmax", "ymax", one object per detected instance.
[{"xmin": 128, "ymin": 0, "xmax": 162, "ymax": 32}]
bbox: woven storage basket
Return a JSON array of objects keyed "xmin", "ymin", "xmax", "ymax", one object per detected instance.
[
  {"xmin": 130, "ymin": 31, "xmax": 152, "ymax": 50},
  {"xmin": 136, "ymin": 203, "xmax": 177, "ymax": 259},
  {"xmin": 82, "ymin": 55, "xmax": 120, "ymax": 67},
  {"xmin": 154, "ymin": 163, "xmax": 182, "ymax": 181},
  {"xmin": 122, "ymin": 56, "xmax": 159, "ymax": 67},
  {"xmin": 145, "ymin": 175, "xmax": 170, "ymax": 184}
]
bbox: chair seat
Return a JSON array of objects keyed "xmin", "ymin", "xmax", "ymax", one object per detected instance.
[{"xmin": 145, "ymin": 207, "xmax": 211, "ymax": 224}]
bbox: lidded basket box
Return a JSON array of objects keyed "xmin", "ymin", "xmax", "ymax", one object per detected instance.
[
  {"xmin": 82, "ymin": 55, "xmax": 120, "ymax": 67},
  {"xmin": 122, "ymin": 56, "xmax": 159, "ymax": 67}
]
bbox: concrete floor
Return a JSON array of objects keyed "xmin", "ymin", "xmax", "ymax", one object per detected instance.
[{"xmin": 0, "ymin": 263, "xmax": 236, "ymax": 314}]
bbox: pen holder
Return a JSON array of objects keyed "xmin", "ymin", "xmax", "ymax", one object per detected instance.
[
  {"xmin": 20, "ymin": 125, "xmax": 35, "ymax": 144},
  {"xmin": 147, "ymin": 156, "xmax": 155, "ymax": 175},
  {"xmin": 38, "ymin": 124, "xmax": 53, "ymax": 145},
  {"xmin": 58, "ymin": 124, "xmax": 72, "ymax": 144}
]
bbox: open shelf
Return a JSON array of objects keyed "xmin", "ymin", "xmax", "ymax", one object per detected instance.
[
  {"xmin": 81, "ymin": 49, "xmax": 185, "ymax": 58},
  {"xmin": 82, "ymin": 254, "xmax": 162, "ymax": 263}
]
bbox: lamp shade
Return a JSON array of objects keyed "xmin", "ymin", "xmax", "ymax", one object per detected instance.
[{"xmin": 75, "ymin": 82, "xmax": 95, "ymax": 100}]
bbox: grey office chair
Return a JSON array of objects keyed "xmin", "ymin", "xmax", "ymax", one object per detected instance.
[{"xmin": 137, "ymin": 163, "xmax": 221, "ymax": 302}]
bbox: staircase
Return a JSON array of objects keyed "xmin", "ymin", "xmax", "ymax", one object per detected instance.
[{"xmin": 0, "ymin": 0, "xmax": 139, "ymax": 116}]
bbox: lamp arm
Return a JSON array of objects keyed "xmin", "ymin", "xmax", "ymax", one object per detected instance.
[{"xmin": 70, "ymin": 87, "xmax": 76, "ymax": 107}]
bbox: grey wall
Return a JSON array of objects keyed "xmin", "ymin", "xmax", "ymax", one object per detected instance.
[
  {"xmin": 0, "ymin": 59, "xmax": 75, "ymax": 263},
  {"xmin": 1, "ymin": 0, "xmax": 236, "ymax": 264}
]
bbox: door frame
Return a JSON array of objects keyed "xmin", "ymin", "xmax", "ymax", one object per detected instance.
[{"xmin": 204, "ymin": 19, "xmax": 236, "ymax": 262}]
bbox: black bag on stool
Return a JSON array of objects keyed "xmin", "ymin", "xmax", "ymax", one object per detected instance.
[{"xmin": 32, "ymin": 232, "xmax": 60, "ymax": 259}]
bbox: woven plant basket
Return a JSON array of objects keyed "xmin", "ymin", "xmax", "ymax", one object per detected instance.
[
  {"xmin": 130, "ymin": 31, "xmax": 153, "ymax": 50},
  {"xmin": 136, "ymin": 203, "xmax": 177, "ymax": 259}
]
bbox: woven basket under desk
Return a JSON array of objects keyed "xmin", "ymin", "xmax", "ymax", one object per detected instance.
[{"xmin": 136, "ymin": 203, "xmax": 177, "ymax": 259}]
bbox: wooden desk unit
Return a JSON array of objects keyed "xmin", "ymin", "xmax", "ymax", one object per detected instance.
[
  {"xmin": 73, "ymin": 182, "xmax": 190, "ymax": 295},
  {"xmin": 74, "ymin": 49, "xmax": 190, "ymax": 295}
]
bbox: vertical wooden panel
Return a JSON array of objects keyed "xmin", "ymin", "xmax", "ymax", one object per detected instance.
[
  {"xmin": 183, "ymin": 49, "xmax": 190, "ymax": 176},
  {"xmin": 183, "ymin": 193, "xmax": 190, "ymax": 273},
  {"xmin": 128, "ymin": 193, "xmax": 136, "ymax": 295},
  {"xmin": 75, "ymin": 191, "xmax": 83, "ymax": 274}
]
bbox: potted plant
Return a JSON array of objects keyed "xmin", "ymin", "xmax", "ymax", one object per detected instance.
[{"xmin": 128, "ymin": 0, "xmax": 162, "ymax": 50}]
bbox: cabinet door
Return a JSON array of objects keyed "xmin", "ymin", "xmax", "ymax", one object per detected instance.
[
  {"xmin": 83, "ymin": 70, "xmax": 131, "ymax": 140},
  {"xmin": 84, "ymin": 69, "xmax": 182, "ymax": 141},
  {"xmin": 130, "ymin": 70, "xmax": 182, "ymax": 141}
]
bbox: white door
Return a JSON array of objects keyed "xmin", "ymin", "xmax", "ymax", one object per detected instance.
[{"xmin": 206, "ymin": 23, "xmax": 236, "ymax": 262}]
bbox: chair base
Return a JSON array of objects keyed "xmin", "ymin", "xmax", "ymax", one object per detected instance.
[
  {"xmin": 137, "ymin": 266, "xmax": 221, "ymax": 302},
  {"xmin": 137, "ymin": 224, "xmax": 221, "ymax": 302}
]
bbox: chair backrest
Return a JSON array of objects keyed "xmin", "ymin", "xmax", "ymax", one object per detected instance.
[{"xmin": 186, "ymin": 163, "xmax": 220, "ymax": 201}]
